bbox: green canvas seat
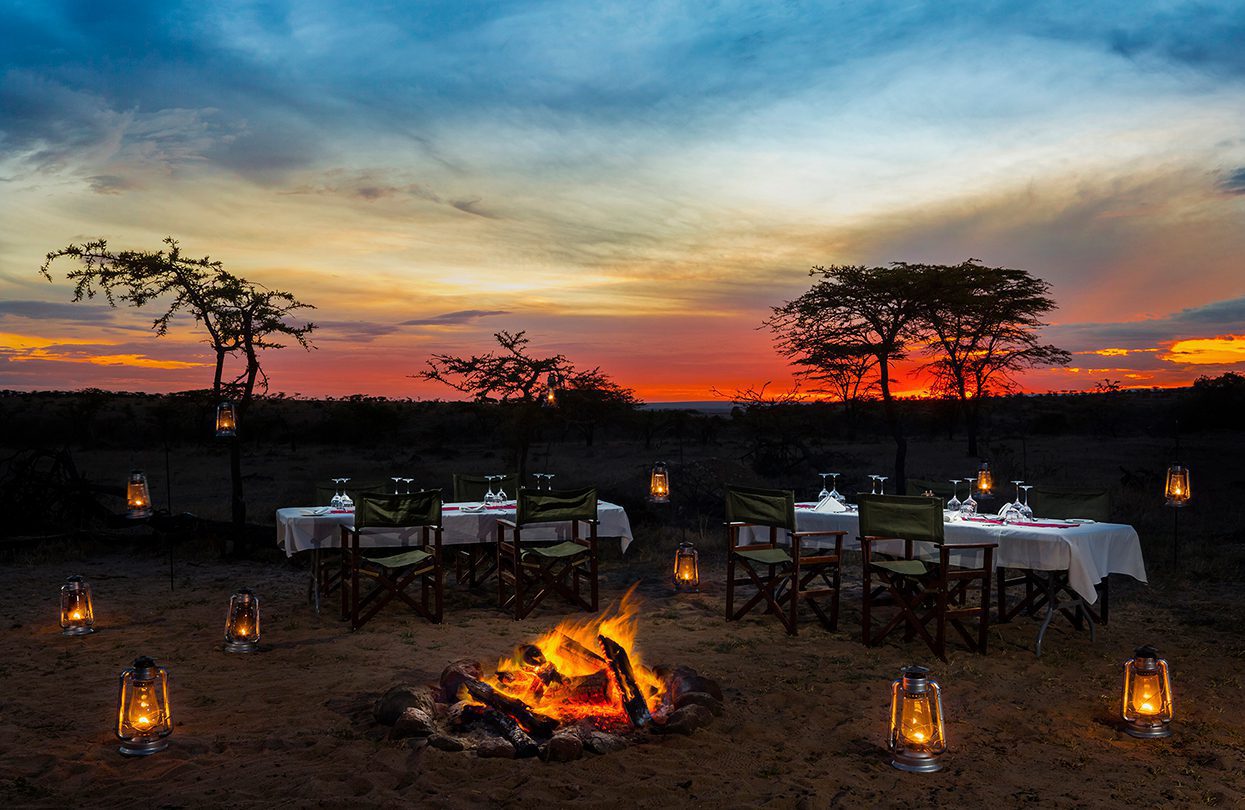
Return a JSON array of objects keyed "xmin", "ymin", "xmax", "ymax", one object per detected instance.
[
  {"xmin": 340, "ymin": 491, "xmax": 443, "ymax": 629},
  {"xmin": 725, "ymin": 484, "xmax": 847, "ymax": 636},
  {"xmin": 859, "ymin": 494, "xmax": 996, "ymax": 661},
  {"xmin": 497, "ymin": 487, "xmax": 599, "ymax": 619}
]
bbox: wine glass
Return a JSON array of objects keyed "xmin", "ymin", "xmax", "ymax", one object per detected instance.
[
  {"xmin": 828, "ymin": 473, "xmax": 845, "ymax": 504},
  {"xmin": 483, "ymin": 475, "xmax": 498, "ymax": 506},
  {"xmin": 868, "ymin": 475, "xmax": 880, "ymax": 495},
  {"xmin": 817, "ymin": 473, "xmax": 832, "ymax": 502},
  {"xmin": 338, "ymin": 478, "xmax": 353, "ymax": 511},
  {"xmin": 960, "ymin": 477, "xmax": 977, "ymax": 517},
  {"xmin": 391, "ymin": 476, "xmax": 403, "ymax": 495},
  {"xmin": 877, "ymin": 476, "xmax": 888, "ymax": 495},
  {"xmin": 1020, "ymin": 485, "xmax": 1034, "ymax": 520},
  {"xmin": 544, "ymin": 474, "xmax": 555, "ymax": 491},
  {"xmin": 329, "ymin": 478, "xmax": 345, "ymax": 509},
  {"xmin": 402, "ymin": 477, "xmax": 415, "ymax": 495},
  {"xmin": 494, "ymin": 474, "xmax": 508, "ymax": 502},
  {"xmin": 947, "ymin": 479, "xmax": 961, "ymax": 512}
]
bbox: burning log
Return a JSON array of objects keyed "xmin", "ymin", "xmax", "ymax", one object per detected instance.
[
  {"xmin": 460, "ymin": 677, "xmax": 559, "ymax": 737},
  {"xmin": 519, "ymin": 644, "xmax": 566, "ymax": 687},
  {"xmin": 558, "ymin": 634, "xmax": 606, "ymax": 666},
  {"xmin": 599, "ymin": 634, "xmax": 652, "ymax": 728},
  {"xmin": 482, "ymin": 708, "xmax": 539, "ymax": 758}
]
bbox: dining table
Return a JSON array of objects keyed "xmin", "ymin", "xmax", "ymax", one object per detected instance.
[{"xmin": 739, "ymin": 502, "xmax": 1147, "ymax": 654}]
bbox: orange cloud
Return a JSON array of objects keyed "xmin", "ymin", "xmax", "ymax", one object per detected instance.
[
  {"xmin": 0, "ymin": 332, "xmax": 203, "ymax": 370},
  {"xmin": 85, "ymin": 354, "xmax": 203, "ymax": 370},
  {"xmin": 1162, "ymin": 336, "xmax": 1245, "ymax": 365}
]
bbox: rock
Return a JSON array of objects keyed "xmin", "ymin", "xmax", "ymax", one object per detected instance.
[
  {"xmin": 674, "ymin": 691, "xmax": 724, "ymax": 717},
  {"xmin": 390, "ymin": 707, "xmax": 435, "ymax": 739},
  {"xmin": 374, "ymin": 686, "xmax": 437, "ymax": 726},
  {"xmin": 476, "ymin": 739, "xmax": 516, "ymax": 759},
  {"xmin": 584, "ymin": 731, "xmax": 627, "ymax": 755},
  {"xmin": 439, "ymin": 660, "xmax": 483, "ymax": 703},
  {"xmin": 543, "ymin": 733, "xmax": 584, "ymax": 762},
  {"xmin": 447, "ymin": 700, "xmax": 486, "ymax": 729},
  {"xmin": 427, "ymin": 734, "xmax": 466, "ymax": 752},
  {"xmin": 654, "ymin": 704, "xmax": 713, "ymax": 735}
]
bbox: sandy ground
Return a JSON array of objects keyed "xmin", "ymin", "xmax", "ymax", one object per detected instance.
[{"xmin": 1, "ymin": 547, "xmax": 1243, "ymax": 809}]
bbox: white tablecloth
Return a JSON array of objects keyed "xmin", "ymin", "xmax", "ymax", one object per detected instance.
[
  {"xmin": 276, "ymin": 501, "xmax": 634, "ymax": 557},
  {"xmin": 738, "ymin": 506, "xmax": 1146, "ymax": 605}
]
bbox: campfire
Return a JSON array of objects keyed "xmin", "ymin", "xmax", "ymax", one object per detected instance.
[{"xmin": 374, "ymin": 588, "xmax": 724, "ymax": 760}]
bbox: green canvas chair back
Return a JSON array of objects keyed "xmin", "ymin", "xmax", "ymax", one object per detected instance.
[
  {"xmin": 515, "ymin": 487, "xmax": 597, "ymax": 526},
  {"xmin": 908, "ymin": 478, "xmax": 954, "ymax": 499},
  {"xmin": 725, "ymin": 485, "xmax": 796, "ymax": 532},
  {"xmin": 452, "ymin": 473, "xmax": 519, "ymax": 502},
  {"xmin": 858, "ymin": 494, "xmax": 945, "ymax": 544},
  {"xmin": 355, "ymin": 491, "xmax": 442, "ymax": 530},
  {"xmin": 1030, "ymin": 486, "xmax": 1110, "ymax": 522}
]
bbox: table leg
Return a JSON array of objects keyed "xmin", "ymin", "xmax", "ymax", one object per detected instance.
[
  {"xmin": 1035, "ymin": 573, "xmax": 1058, "ymax": 657},
  {"xmin": 310, "ymin": 548, "xmax": 321, "ymax": 615}
]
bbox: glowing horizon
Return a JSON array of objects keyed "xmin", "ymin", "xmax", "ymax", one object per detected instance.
[{"xmin": 2, "ymin": 2, "xmax": 1244, "ymax": 401}]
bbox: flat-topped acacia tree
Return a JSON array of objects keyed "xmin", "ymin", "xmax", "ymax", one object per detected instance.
[
  {"xmin": 41, "ymin": 237, "xmax": 316, "ymax": 525},
  {"xmin": 416, "ymin": 330, "xmax": 637, "ymax": 479}
]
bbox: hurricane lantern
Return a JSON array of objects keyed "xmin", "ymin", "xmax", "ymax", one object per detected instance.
[
  {"xmin": 59, "ymin": 575, "xmax": 95, "ymax": 636},
  {"xmin": 975, "ymin": 461, "xmax": 993, "ymax": 497},
  {"xmin": 542, "ymin": 373, "xmax": 560, "ymax": 408},
  {"xmin": 126, "ymin": 470, "xmax": 152, "ymax": 519},
  {"xmin": 1122, "ymin": 645, "xmax": 1173, "ymax": 739},
  {"xmin": 116, "ymin": 656, "xmax": 172, "ymax": 756},
  {"xmin": 673, "ymin": 542, "xmax": 699, "ymax": 592},
  {"xmin": 888, "ymin": 665, "xmax": 947, "ymax": 772},
  {"xmin": 649, "ymin": 461, "xmax": 670, "ymax": 503},
  {"xmin": 215, "ymin": 401, "xmax": 238, "ymax": 438},
  {"xmin": 223, "ymin": 588, "xmax": 261, "ymax": 653},
  {"xmin": 1164, "ymin": 465, "xmax": 1190, "ymax": 507}
]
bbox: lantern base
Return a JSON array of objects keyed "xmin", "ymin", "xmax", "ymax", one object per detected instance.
[
  {"xmin": 127, "ymin": 508, "xmax": 153, "ymax": 520},
  {"xmin": 224, "ymin": 639, "xmax": 260, "ymax": 653},
  {"xmin": 118, "ymin": 738, "xmax": 169, "ymax": 757},
  {"xmin": 61, "ymin": 625, "xmax": 95, "ymax": 636},
  {"xmin": 674, "ymin": 583, "xmax": 699, "ymax": 593},
  {"xmin": 1124, "ymin": 720, "xmax": 1172, "ymax": 739},
  {"xmin": 890, "ymin": 750, "xmax": 944, "ymax": 773},
  {"xmin": 649, "ymin": 496, "xmax": 670, "ymax": 504},
  {"xmin": 216, "ymin": 430, "xmax": 237, "ymax": 439}
]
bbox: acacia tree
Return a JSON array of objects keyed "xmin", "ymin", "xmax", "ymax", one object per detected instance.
[
  {"xmin": 41, "ymin": 237, "xmax": 315, "ymax": 525},
  {"xmin": 766, "ymin": 263, "xmax": 936, "ymax": 493},
  {"xmin": 415, "ymin": 330, "xmax": 637, "ymax": 479},
  {"xmin": 919, "ymin": 259, "xmax": 1069, "ymax": 455}
]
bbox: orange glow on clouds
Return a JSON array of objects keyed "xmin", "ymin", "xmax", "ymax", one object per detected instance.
[
  {"xmin": 0, "ymin": 332, "xmax": 202, "ymax": 371},
  {"xmin": 1161, "ymin": 336, "xmax": 1245, "ymax": 365}
]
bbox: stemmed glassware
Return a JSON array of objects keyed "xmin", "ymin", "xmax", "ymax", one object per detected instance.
[
  {"xmin": 483, "ymin": 475, "xmax": 499, "ymax": 506},
  {"xmin": 1000, "ymin": 480, "xmax": 1025, "ymax": 521},
  {"xmin": 1020, "ymin": 485, "xmax": 1034, "ymax": 520},
  {"xmin": 338, "ymin": 478, "xmax": 353, "ymax": 511},
  {"xmin": 959, "ymin": 476, "xmax": 977, "ymax": 517},
  {"xmin": 817, "ymin": 473, "xmax": 832, "ymax": 502},
  {"xmin": 868, "ymin": 475, "xmax": 880, "ymax": 495},
  {"xmin": 330, "ymin": 478, "xmax": 346, "ymax": 509},
  {"xmin": 391, "ymin": 476, "xmax": 403, "ymax": 495},
  {"xmin": 402, "ymin": 477, "xmax": 414, "ymax": 495},
  {"xmin": 533, "ymin": 472, "xmax": 555, "ymax": 491},
  {"xmin": 877, "ymin": 476, "xmax": 888, "ymax": 495},
  {"xmin": 947, "ymin": 479, "xmax": 962, "ymax": 512},
  {"xmin": 494, "ymin": 474, "xmax": 508, "ymax": 503},
  {"xmin": 828, "ymin": 473, "xmax": 845, "ymax": 504}
]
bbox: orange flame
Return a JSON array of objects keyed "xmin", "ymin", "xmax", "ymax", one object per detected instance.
[{"xmin": 480, "ymin": 584, "xmax": 666, "ymax": 729}]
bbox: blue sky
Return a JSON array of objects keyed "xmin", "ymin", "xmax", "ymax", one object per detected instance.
[{"xmin": 2, "ymin": 1, "xmax": 1244, "ymax": 397}]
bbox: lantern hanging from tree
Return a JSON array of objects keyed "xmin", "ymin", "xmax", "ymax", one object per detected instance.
[
  {"xmin": 975, "ymin": 462, "xmax": 993, "ymax": 497},
  {"xmin": 649, "ymin": 462, "xmax": 670, "ymax": 503},
  {"xmin": 116, "ymin": 656, "xmax": 172, "ymax": 756},
  {"xmin": 542, "ymin": 372, "xmax": 560, "ymax": 408},
  {"xmin": 60, "ymin": 575, "xmax": 95, "ymax": 636},
  {"xmin": 223, "ymin": 588, "xmax": 261, "ymax": 653},
  {"xmin": 887, "ymin": 665, "xmax": 946, "ymax": 772},
  {"xmin": 126, "ymin": 470, "xmax": 152, "ymax": 519},
  {"xmin": 1164, "ymin": 465, "xmax": 1190, "ymax": 507},
  {"xmin": 673, "ymin": 542, "xmax": 699, "ymax": 591},
  {"xmin": 1122, "ymin": 645, "xmax": 1173, "ymax": 739},
  {"xmin": 215, "ymin": 401, "xmax": 238, "ymax": 438}
]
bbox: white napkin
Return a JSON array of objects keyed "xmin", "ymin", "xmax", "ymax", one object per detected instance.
[{"xmin": 813, "ymin": 496, "xmax": 847, "ymax": 513}]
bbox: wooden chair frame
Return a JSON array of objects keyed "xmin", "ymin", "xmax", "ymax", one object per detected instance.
[
  {"xmin": 497, "ymin": 517, "xmax": 598, "ymax": 620},
  {"xmin": 725, "ymin": 522, "xmax": 846, "ymax": 636},
  {"xmin": 339, "ymin": 523, "xmax": 443, "ymax": 629},
  {"xmin": 861, "ymin": 534, "xmax": 996, "ymax": 662}
]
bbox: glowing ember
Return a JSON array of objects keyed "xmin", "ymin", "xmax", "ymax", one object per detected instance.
[{"xmin": 473, "ymin": 586, "xmax": 666, "ymax": 730}]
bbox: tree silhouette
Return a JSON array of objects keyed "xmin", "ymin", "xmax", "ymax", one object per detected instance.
[
  {"xmin": 767, "ymin": 263, "xmax": 936, "ymax": 493},
  {"xmin": 41, "ymin": 237, "xmax": 316, "ymax": 524},
  {"xmin": 416, "ymin": 330, "xmax": 636, "ymax": 478},
  {"xmin": 919, "ymin": 259, "xmax": 1069, "ymax": 456}
]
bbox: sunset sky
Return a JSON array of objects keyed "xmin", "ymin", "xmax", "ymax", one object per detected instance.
[{"xmin": 2, "ymin": 1, "xmax": 1243, "ymax": 401}]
